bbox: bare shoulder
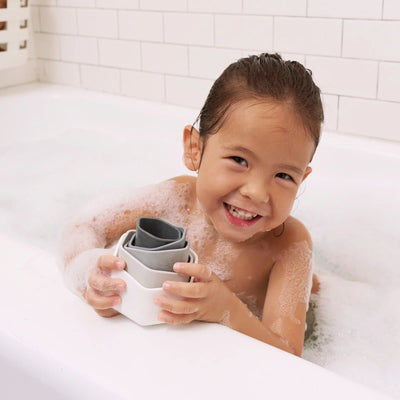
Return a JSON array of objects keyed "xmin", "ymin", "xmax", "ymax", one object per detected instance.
[
  {"xmin": 168, "ymin": 175, "xmax": 196, "ymax": 187},
  {"xmin": 167, "ymin": 175, "xmax": 197, "ymax": 201},
  {"xmin": 269, "ymin": 216, "xmax": 312, "ymax": 259},
  {"xmin": 282, "ymin": 217, "xmax": 319, "ymax": 292},
  {"xmin": 283, "ymin": 216, "xmax": 312, "ymax": 247}
]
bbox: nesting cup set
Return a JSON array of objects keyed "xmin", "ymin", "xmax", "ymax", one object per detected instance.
[{"xmin": 112, "ymin": 217, "xmax": 197, "ymax": 325}]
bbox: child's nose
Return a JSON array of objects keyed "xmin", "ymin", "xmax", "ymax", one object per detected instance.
[{"xmin": 239, "ymin": 177, "xmax": 270, "ymax": 204}]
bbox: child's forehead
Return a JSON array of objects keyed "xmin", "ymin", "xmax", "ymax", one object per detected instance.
[
  {"xmin": 220, "ymin": 99, "xmax": 308, "ymax": 140},
  {"xmin": 230, "ymin": 98, "xmax": 297, "ymax": 121},
  {"xmin": 211, "ymin": 99, "xmax": 315, "ymax": 161}
]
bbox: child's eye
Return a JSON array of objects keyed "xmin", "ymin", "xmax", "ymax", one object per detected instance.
[
  {"xmin": 276, "ymin": 172, "xmax": 294, "ymax": 182},
  {"xmin": 231, "ymin": 156, "xmax": 248, "ymax": 167}
]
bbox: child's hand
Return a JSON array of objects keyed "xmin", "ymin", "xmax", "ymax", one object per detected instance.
[
  {"xmin": 84, "ymin": 255, "xmax": 127, "ymax": 318},
  {"xmin": 154, "ymin": 262, "xmax": 235, "ymax": 325}
]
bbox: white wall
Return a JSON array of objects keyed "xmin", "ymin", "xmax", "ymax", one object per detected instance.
[{"xmin": 20, "ymin": 1, "xmax": 400, "ymax": 141}]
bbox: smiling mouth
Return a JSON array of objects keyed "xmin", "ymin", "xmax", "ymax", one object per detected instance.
[
  {"xmin": 223, "ymin": 203, "xmax": 262, "ymax": 227},
  {"xmin": 225, "ymin": 203, "xmax": 258, "ymax": 220}
]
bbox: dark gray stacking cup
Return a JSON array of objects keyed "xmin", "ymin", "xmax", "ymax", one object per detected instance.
[
  {"xmin": 124, "ymin": 217, "xmax": 190, "ymax": 272},
  {"xmin": 135, "ymin": 217, "xmax": 186, "ymax": 250}
]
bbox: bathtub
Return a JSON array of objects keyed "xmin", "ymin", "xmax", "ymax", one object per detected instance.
[{"xmin": 0, "ymin": 82, "xmax": 398, "ymax": 399}]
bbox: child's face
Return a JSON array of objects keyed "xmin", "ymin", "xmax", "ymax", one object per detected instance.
[{"xmin": 188, "ymin": 99, "xmax": 315, "ymax": 243}]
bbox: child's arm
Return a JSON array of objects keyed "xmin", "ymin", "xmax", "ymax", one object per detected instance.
[
  {"xmin": 154, "ymin": 219, "xmax": 313, "ymax": 356},
  {"xmin": 154, "ymin": 262, "xmax": 298, "ymax": 354},
  {"xmin": 59, "ymin": 199, "xmax": 139, "ymax": 316},
  {"xmin": 59, "ymin": 180, "xmax": 183, "ymax": 315},
  {"xmin": 260, "ymin": 232, "xmax": 312, "ymax": 355}
]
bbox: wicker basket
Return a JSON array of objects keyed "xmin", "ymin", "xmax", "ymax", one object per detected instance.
[{"xmin": 0, "ymin": 1, "xmax": 30, "ymax": 70}]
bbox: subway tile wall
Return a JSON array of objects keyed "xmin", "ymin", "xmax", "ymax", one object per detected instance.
[{"xmin": 26, "ymin": 1, "xmax": 400, "ymax": 141}]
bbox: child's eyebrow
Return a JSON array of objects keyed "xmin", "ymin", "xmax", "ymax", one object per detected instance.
[{"xmin": 223, "ymin": 144, "xmax": 255, "ymax": 157}]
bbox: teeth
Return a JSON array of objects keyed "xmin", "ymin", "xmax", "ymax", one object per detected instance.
[{"xmin": 227, "ymin": 204, "xmax": 258, "ymax": 220}]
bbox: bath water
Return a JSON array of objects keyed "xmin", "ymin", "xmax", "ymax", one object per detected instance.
[{"xmin": 1, "ymin": 83, "xmax": 399, "ymax": 398}]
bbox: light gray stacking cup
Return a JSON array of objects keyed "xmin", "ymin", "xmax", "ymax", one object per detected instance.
[{"xmin": 112, "ymin": 217, "xmax": 197, "ymax": 326}]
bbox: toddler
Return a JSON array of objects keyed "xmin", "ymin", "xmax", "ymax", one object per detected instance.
[{"xmin": 60, "ymin": 53, "xmax": 324, "ymax": 357}]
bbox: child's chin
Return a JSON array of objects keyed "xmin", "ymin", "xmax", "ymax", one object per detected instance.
[{"xmin": 217, "ymin": 226, "xmax": 256, "ymax": 243}]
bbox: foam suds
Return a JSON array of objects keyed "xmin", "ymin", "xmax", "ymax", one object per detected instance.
[
  {"xmin": 67, "ymin": 180, "xmax": 190, "ymax": 238},
  {"xmin": 62, "ymin": 248, "xmax": 113, "ymax": 298},
  {"xmin": 184, "ymin": 211, "xmax": 237, "ymax": 282},
  {"xmin": 274, "ymin": 241, "xmax": 313, "ymax": 327},
  {"xmin": 302, "ymin": 266, "xmax": 400, "ymax": 397},
  {"xmin": 298, "ymin": 199, "xmax": 400, "ymax": 398},
  {"xmin": 220, "ymin": 310, "xmax": 231, "ymax": 327},
  {"xmin": 237, "ymin": 292, "xmax": 263, "ymax": 320},
  {"xmin": 58, "ymin": 181, "xmax": 192, "ymax": 295},
  {"xmin": 201, "ymin": 242, "xmax": 236, "ymax": 281},
  {"xmin": 58, "ymin": 180, "xmax": 238, "ymax": 294}
]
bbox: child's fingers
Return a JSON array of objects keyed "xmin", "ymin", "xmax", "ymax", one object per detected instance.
[
  {"xmin": 85, "ymin": 288, "xmax": 121, "ymax": 310},
  {"xmin": 154, "ymin": 295, "xmax": 199, "ymax": 315},
  {"xmin": 157, "ymin": 310, "xmax": 196, "ymax": 325},
  {"xmin": 173, "ymin": 262, "xmax": 212, "ymax": 282},
  {"xmin": 88, "ymin": 271, "xmax": 126, "ymax": 293},
  {"xmin": 97, "ymin": 255, "xmax": 125, "ymax": 271},
  {"xmin": 95, "ymin": 308, "xmax": 120, "ymax": 318},
  {"xmin": 162, "ymin": 281, "xmax": 208, "ymax": 299}
]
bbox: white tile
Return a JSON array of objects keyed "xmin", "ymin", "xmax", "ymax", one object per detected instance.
[
  {"xmin": 31, "ymin": 0, "xmax": 56, "ymax": 5},
  {"xmin": 34, "ymin": 33, "xmax": 60, "ymax": 60},
  {"xmin": 165, "ymin": 13, "xmax": 214, "ymax": 46},
  {"xmin": 81, "ymin": 65, "xmax": 120, "ymax": 93},
  {"xmin": 31, "ymin": 6, "xmax": 41, "ymax": 32},
  {"xmin": 28, "ymin": 36, "xmax": 36, "ymax": 59},
  {"xmin": 119, "ymin": 11, "xmax": 163, "ymax": 41},
  {"xmin": 96, "ymin": 0, "xmax": 139, "ymax": 9},
  {"xmin": 215, "ymin": 15, "xmax": 273, "ymax": 49},
  {"xmin": 58, "ymin": 0, "xmax": 95, "ymax": 7},
  {"xmin": 243, "ymin": 0, "xmax": 306, "ymax": 16},
  {"xmin": 308, "ymin": 0, "xmax": 382, "ymax": 19},
  {"xmin": 188, "ymin": 0, "xmax": 242, "ymax": 13},
  {"xmin": 121, "ymin": 70, "xmax": 165, "ymax": 101},
  {"xmin": 99, "ymin": 39, "xmax": 141, "ymax": 69},
  {"xmin": 28, "ymin": 45, "xmax": 36, "ymax": 60},
  {"xmin": 40, "ymin": 7, "xmax": 77, "ymax": 35},
  {"xmin": 321, "ymin": 94, "xmax": 338, "ymax": 131},
  {"xmin": 141, "ymin": 0, "xmax": 187, "ymax": 11},
  {"xmin": 306, "ymin": 56, "xmax": 378, "ymax": 98},
  {"xmin": 166, "ymin": 75, "xmax": 213, "ymax": 108},
  {"xmin": 142, "ymin": 43, "xmax": 188, "ymax": 75},
  {"xmin": 38, "ymin": 59, "xmax": 80, "ymax": 86},
  {"xmin": 77, "ymin": 9, "xmax": 118, "ymax": 38},
  {"xmin": 189, "ymin": 47, "xmax": 241, "ymax": 79},
  {"xmin": 343, "ymin": 20, "xmax": 400, "ymax": 62},
  {"xmin": 383, "ymin": 0, "xmax": 400, "ymax": 20},
  {"xmin": 279, "ymin": 52, "xmax": 305, "ymax": 64},
  {"xmin": 275, "ymin": 17, "xmax": 342, "ymax": 56},
  {"xmin": 238, "ymin": 51, "xmax": 306, "ymax": 68},
  {"xmin": 378, "ymin": 62, "xmax": 400, "ymax": 102},
  {"xmin": 339, "ymin": 97, "xmax": 400, "ymax": 141},
  {"xmin": 60, "ymin": 35, "xmax": 98, "ymax": 64},
  {"xmin": 241, "ymin": 49, "xmax": 260, "ymax": 58}
]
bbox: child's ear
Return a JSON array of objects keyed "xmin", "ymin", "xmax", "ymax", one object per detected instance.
[
  {"xmin": 301, "ymin": 166, "xmax": 312, "ymax": 182},
  {"xmin": 183, "ymin": 125, "xmax": 203, "ymax": 171}
]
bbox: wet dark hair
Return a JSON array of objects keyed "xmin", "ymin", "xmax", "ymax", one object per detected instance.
[{"xmin": 194, "ymin": 53, "xmax": 324, "ymax": 150}]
